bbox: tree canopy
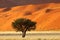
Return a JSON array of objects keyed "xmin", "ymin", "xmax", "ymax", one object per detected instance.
[{"xmin": 12, "ymin": 18, "xmax": 36, "ymax": 37}]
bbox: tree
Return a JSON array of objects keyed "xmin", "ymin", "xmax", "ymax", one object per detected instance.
[{"xmin": 12, "ymin": 18, "xmax": 36, "ymax": 38}]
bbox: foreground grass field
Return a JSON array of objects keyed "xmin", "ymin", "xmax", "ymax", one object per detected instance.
[
  {"xmin": 0, "ymin": 31, "xmax": 60, "ymax": 40},
  {"xmin": 0, "ymin": 37, "xmax": 60, "ymax": 40}
]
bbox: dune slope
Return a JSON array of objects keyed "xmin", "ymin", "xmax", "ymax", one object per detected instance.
[{"xmin": 0, "ymin": 0, "xmax": 60, "ymax": 31}]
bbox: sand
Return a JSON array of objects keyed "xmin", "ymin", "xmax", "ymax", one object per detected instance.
[{"xmin": 0, "ymin": 0, "xmax": 60, "ymax": 31}]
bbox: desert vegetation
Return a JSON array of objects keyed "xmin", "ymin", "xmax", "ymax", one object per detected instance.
[
  {"xmin": 46, "ymin": 9, "xmax": 52, "ymax": 13},
  {"xmin": 24, "ymin": 11, "xmax": 32, "ymax": 16},
  {"xmin": 12, "ymin": 18, "xmax": 36, "ymax": 37},
  {"xmin": 0, "ymin": 38, "xmax": 59, "ymax": 40}
]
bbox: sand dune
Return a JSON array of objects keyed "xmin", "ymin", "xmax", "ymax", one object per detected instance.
[{"xmin": 0, "ymin": 0, "xmax": 60, "ymax": 31}]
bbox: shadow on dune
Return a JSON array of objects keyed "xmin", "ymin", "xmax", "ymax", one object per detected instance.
[{"xmin": 0, "ymin": 0, "xmax": 60, "ymax": 12}]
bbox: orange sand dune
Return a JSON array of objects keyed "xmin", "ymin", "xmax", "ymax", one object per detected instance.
[{"xmin": 0, "ymin": 0, "xmax": 60, "ymax": 31}]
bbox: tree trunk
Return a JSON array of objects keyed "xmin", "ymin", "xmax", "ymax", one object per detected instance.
[
  {"xmin": 22, "ymin": 30, "xmax": 26, "ymax": 38},
  {"xmin": 22, "ymin": 28, "xmax": 28, "ymax": 38}
]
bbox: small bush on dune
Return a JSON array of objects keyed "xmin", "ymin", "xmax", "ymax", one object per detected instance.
[
  {"xmin": 46, "ymin": 9, "xmax": 52, "ymax": 13},
  {"xmin": 24, "ymin": 11, "xmax": 32, "ymax": 16}
]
